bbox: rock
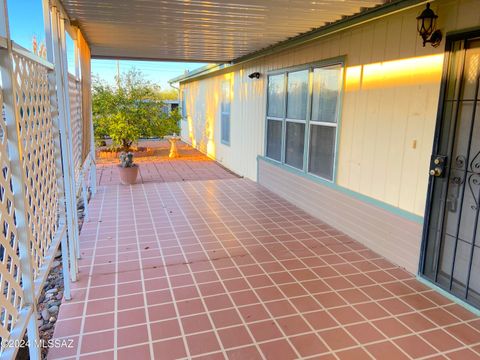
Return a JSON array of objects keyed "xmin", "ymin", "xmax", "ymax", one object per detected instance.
[
  {"xmin": 48, "ymin": 300, "xmax": 61, "ymax": 308},
  {"xmin": 35, "ymin": 228, "xmax": 67, "ymax": 357},
  {"xmin": 41, "ymin": 309, "xmax": 50, "ymax": 321},
  {"xmin": 39, "ymin": 323, "xmax": 53, "ymax": 331}
]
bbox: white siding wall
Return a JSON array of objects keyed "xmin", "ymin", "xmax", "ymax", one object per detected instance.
[
  {"xmin": 181, "ymin": 69, "xmax": 266, "ymax": 179},
  {"xmin": 258, "ymin": 159, "xmax": 423, "ymax": 273},
  {"xmin": 180, "ymin": 0, "xmax": 480, "ymax": 218}
]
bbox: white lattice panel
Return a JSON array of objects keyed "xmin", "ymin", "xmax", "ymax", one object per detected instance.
[
  {"xmin": 0, "ymin": 83, "xmax": 25, "ymax": 343},
  {"xmin": 12, "ymin": 52, "xmax": 59, "ymax": 278},
  {"xmin": 69, "ymin": 75, "xmax": 83, "ymax": 184}
]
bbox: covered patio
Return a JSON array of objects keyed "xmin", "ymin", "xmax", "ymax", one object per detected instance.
[{"xmin": 49, "ymin": 167, "xmax": 480, "ymax": 359}]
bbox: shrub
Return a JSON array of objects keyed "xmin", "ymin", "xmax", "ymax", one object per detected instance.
[{"xmin": 92, "ymin": 69, "xmax": 180, "ymax": 150}]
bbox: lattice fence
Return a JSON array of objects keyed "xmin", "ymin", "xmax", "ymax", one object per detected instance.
[
  {"xmin": 69, "ymin": 74, "xmax": 83, "ymax": 186},
  {"xmin": 0, "ymin": 6, "xmax": 96, "ymax": 356},
  {"xmin": 0, "ymin": 83, "xmax": 25, "ymax": 344},
  {"xmin": 11, "ymin": 52, "xmax": 60, "ymax": 278}
]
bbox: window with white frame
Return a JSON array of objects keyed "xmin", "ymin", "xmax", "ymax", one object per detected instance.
[
  {"xmin": 220, "ymin": 80, "xmax": 231, "ymax": 145},
  {"xmin": 265, "ymin": 61, "xmax": 343, "ymax": 181}
]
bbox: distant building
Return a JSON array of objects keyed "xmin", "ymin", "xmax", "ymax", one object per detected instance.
[{"xmin": 161, "ymin": 100, "xmax": 179, "ymax": 115}]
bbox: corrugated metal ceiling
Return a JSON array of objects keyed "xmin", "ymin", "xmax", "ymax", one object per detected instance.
[{"xmin": 59, "ymin": 0, "xmax": 387, "ymax": 62}]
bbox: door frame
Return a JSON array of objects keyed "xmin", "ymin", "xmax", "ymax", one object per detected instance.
[{"xmin": 419, "ymin": 28, "xmax": 480, "ymax": 297}]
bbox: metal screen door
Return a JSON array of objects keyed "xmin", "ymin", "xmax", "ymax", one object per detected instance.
[{"xmin": 421, "ymin": 33, "xmax": 480, "ymax": 308}]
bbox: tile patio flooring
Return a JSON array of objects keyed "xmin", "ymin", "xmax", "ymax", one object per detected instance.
[
  {"xmin": 96, "ymin": 141, "xmax": 237, "ymax": 186},
  {"xmin": 50, "ymin": 179, "xmax": 480, "ymax": 359}
]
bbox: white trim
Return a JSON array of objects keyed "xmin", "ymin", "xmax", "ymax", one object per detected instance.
[
  {"xmin": 42, "ymin": 0, "xmax": 72, "ymax": 299},
  {"xmin": 308, "ymin": 121, "xmax": 337, "ymax": 127},
  {"xmin": 11, "ymin": 42, "xmax": 54, "ymax": 69},
  {"xmin": 285, "ymin": 118, "xmax": 307, "ymax": 124},
  {"xmin": 50, "ymin": 5, "xmax": 79, "ymax": 280}
]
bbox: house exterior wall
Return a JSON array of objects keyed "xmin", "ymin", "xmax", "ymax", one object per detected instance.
[
  {"xmin": 258, "ymin": 158, "xmax": 423, "ymax": 273},
  {"xmin": 180, "ymin": 0, "xmax": 480, "ymax": 272}
]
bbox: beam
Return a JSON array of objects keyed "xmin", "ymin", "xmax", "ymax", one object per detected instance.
[{"xmin": 91, "ymin": 53, "xmax": 229, "ymax": 63}]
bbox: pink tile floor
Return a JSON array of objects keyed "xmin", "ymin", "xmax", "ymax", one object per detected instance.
[
  {"xmin": 96, "ymin": 159, "xmax": 236, "ymax": 186},
  {"xmin": 50, "ymin": 179, "xmax": 480, "ymax": 359},
  {"xmin": 96, "ymin": 141, "xmax": 237, "ymax": 186}
]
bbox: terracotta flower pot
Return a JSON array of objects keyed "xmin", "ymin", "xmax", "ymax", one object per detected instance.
[{"xmin": 118, "ymin": 165, "xmax": 139, "ymax": 185}]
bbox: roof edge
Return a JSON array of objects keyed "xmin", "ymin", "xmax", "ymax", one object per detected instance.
[
  {"xmin": 231, "ymin": 0, "xmax": 426, "ymax": 65},
  {"xmin": 170, "ymin": 0, "xmax": 427, "ymax": 84},
  {"xmin": 169, "ymin": 63, "xmax": 229, "ymax": 84}
]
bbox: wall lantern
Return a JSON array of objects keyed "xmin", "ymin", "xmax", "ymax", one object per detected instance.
[
  {"xmin": 248, "ymin": 72, "xmax": 261, "ymax": 79},
  {"xmin": 416, "ymin": 3, "xmax": 442, "ymax": 47}
]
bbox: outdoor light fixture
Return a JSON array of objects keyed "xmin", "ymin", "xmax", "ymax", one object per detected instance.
[
  {"xmin": 248, "ymin": 72, "xmax": 261, "ymax": 79},
  {"xmin": 417, "ymin": 3, "xmax": 442, "ymax": 47}
]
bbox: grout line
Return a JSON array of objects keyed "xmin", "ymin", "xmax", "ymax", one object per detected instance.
[
  {"xmin": 114, "ymin": 185, "xmax": 119, "ymax": 360},
  {"xmin": 189, "ymin": 180, "xmax": 348, "ymax": 358},
  {"xmin": 193, "ymin": 180, "xmax": 450, "ymax": 359},
  {"xmin": 153, "ymin": 182, "xmax": 229, "ymax": 359},
  {"xmin": 74, "ymin": 185, "xmax": 106, "ymax": 359},
  {"xmin": 161, "ymin": 181, "xmax": 267, "ymax": 360},
  {"xmin": 129, "ymin": 185, "xmax": 155, "ymax": 359},
  {"xmin": 140, "ymin": 182, "xmax": 192, "ymax": 359},
  {"xmin": 56, "ymin": 178, "xmax": 480, "ymax": 360},
  {"xmin": 54, "ymin": 302, "xmax": 480, "ymax": 342}
]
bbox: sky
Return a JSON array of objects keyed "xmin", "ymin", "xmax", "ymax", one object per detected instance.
[{"xmin": 7, "ymin": 0, "xmax": 209, "ymax": 91}]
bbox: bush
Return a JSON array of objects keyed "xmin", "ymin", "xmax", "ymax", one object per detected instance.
[
  {"xmin": 152, "ymin": 108, "xmax": 181, "ymax": 138},
  {"xmin": 108, "ymin": 113, "xmax": 141, "ymax": 149},
  {"xmin": 92, "ymin": 69, "xmax": 180, "ymax": 150}
]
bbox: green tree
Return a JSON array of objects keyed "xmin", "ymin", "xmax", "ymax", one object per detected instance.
[
  {"xmin": 155, "ymin": 88, "xmax": 179, "ymax": 100},
  {"xmin": 151, "ymin": 108, "xmax": 181, "ymax": 138},
  {"xmin": 92, "ymin": 69, "xmax": 179, "ymax": 150}
]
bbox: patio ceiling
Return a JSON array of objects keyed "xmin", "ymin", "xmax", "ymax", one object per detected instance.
[{"xmin": 58, "ymin": 0, "xmax": 387, "ymax": 63}]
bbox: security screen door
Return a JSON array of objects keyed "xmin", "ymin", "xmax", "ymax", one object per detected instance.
[{"xmin": 422, "ymin": 33, "xmax": 480, "ymax": 308}]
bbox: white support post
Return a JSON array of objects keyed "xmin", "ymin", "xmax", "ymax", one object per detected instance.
[
  {"xmin": 0, "ymin": 2, "xmax": 41, "ymax": 358},
  {"xmin": 73, "ymin": 29, "xmax": 92, "ymax": 218},
  {"xmin": 42, "ymin": 0, "xmax": 71, "ymax": 299},
  {"xmin": 74, "ymin": 37, "xmax": 80, "ymax": 79},
  {"xmin": 49, "ymin": 5, "xmax": 80, "ymax": 281},
  {"xmin": 82, "ymin": 178, "xmax": 89, "ymax": 221},
  {"xmin": 74, "ymin": 44, "xmax": 89, "ymax": 221},
  {"xmin": 60, "ymin": 232, "xmax": 71, "ymax": 300},
  {"xmin": 59, "ymin": 18, "xmax": 82, "ymax": 262},
  {"xmin": 90, "ymin": 122, "xmax": 97, "ymax": 195}
]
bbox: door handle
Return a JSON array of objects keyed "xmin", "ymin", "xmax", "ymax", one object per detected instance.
[{"xmin": 430, "ymin": 167, "xmax": 443, "ymax": 177}]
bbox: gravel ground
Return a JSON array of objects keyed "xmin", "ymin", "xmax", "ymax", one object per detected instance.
[
  {"xmin": 17, "ymin": 193, "xmax": 88, "ymax": 359},
  {"xmin": 16, "ymin": 253, "xmax": 64, "ymax": 360}
]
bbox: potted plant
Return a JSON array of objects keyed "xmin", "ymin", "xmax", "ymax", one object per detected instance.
[{"xmin": 118, "ymin": 152, "xmax": 139, "ymax": 185}]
